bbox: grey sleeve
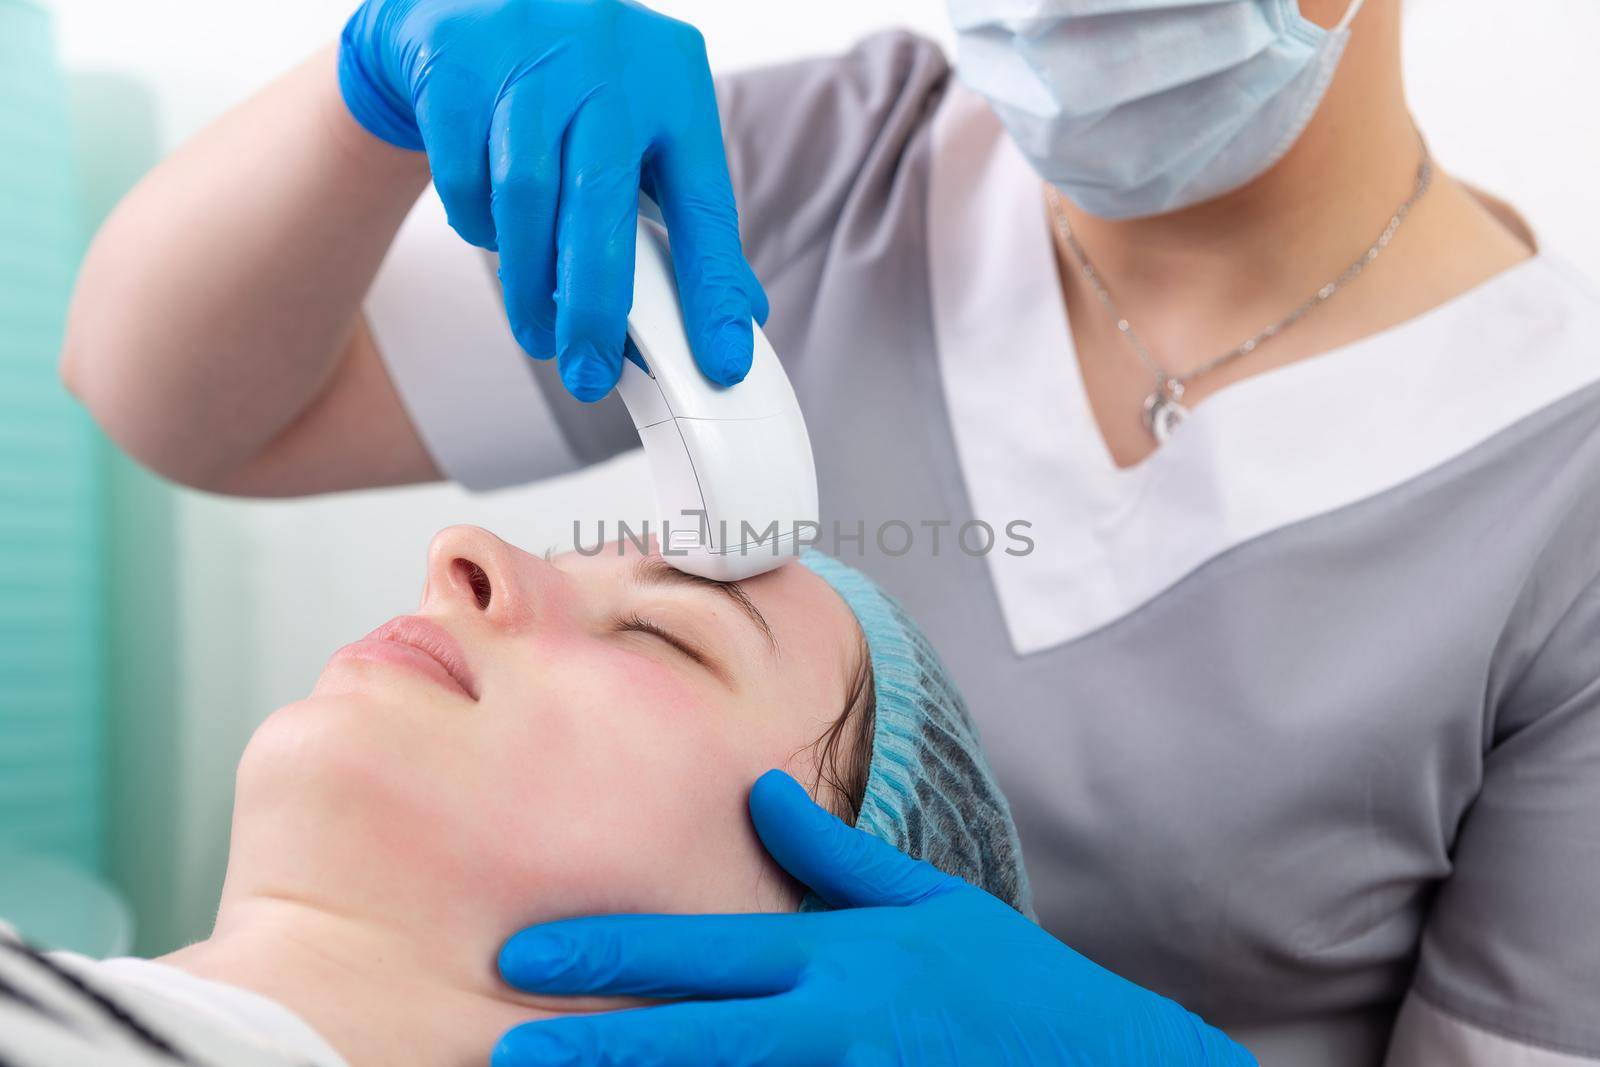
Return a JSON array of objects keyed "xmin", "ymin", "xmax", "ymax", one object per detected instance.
[{"xmin": 1406, "ymin": 571, "xmax": 1600, "ymax": 1059}]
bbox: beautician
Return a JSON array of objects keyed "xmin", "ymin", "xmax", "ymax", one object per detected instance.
[{"xmin": 62, "ymin": 0, "xmax": 1600, "ymax": 1063}]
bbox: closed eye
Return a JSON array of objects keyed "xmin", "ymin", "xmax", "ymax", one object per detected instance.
[{"xmin": 616, "ymin": 614, "xmax": 724, "ymax": 679}]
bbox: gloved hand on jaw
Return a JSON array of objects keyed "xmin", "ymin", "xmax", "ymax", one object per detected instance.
[
  {"xmin": 338, "ymin": 0, "xmax": 769, "ymax": 401},
  {"xmin": 492, "ymin": 770, "xmax": 1257, "ymax": 1066}
]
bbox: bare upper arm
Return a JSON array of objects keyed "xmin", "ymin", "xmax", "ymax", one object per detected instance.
[{"xmin": 211, "ymin": 315, "xmax": 442, "ymax": 497}]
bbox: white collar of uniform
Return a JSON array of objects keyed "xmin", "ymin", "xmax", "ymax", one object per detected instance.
[{"xmin": 926, "ymin": 84, "xmax": 1600, "ymax": 656}]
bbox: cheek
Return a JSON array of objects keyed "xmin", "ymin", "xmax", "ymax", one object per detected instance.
[
  {"xmin": 475, "ymin": 643, "xmax": 791, "ymax": 917},
  {"xmin": 233, "ymin": 695, "xmax": 496, "ymax": 909}
]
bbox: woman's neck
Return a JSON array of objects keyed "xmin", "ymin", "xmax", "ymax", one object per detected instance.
[
  {"xmin": 1056, "ymin": 0, "xmax": 1427, "ymax": 328},
  {"xmin": 160, "ymin": 894, "xmax": 615, "ymax": 1067},
  {"xmin": 1052, "ymin": 0, "xmax": 1534, "ymax": 467}
]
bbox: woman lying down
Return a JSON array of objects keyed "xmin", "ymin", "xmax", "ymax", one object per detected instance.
[{"xmin": 0, "ymin": 527, "xmax": 1030, "ymax": 1067}]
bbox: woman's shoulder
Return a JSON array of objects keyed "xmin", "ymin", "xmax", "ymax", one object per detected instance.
[
  {"xmin": 1439, "ymin": 252, "xmax": 1600, "ymax": 514},
  {"xmin": 0, "ymin": 925, "xmax": 343, "ymax": 1067},
  {"xmin": 0, "ymin": 925, "xmax": 190, "ymax": 1065},
  {"xmin": 1412, "ymin": 251, "xmax": 1600, "ymax": 439},
  {"xmin": 1463, "ymin": 255, "xmax": 1600, "ymax": 684},
  {"xmin": 1494, "ymin": 252, "xmax": 1600, "ymax": 425},
  {"xmin": 1526, "ymin": 251, "xmax": 1600, "ymax": 317}
]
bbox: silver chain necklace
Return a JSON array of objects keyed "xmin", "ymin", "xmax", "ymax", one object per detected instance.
[{"xmin": 1045, "ymin": 148, "xmax": 1434, "ymax": 444}]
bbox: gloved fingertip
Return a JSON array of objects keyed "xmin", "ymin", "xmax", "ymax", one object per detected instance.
[
  {"xmin": 498, "ymin": 275, "xmax": 556, "ymax": 361},
  {"xmin": 512, "ymin": 322, "xmax": 556, "ymax": 362},
  {"xmin": 498, "ymin": 928, "xmax": 571, "ymax": 987},
  {"xmin": 708, "ymin": 319, "xmax": 754, "ymax": 385},
  {"xmin": 749, "ymin": 769, "xmax": 827, "ymax": 830},
  {"xmin": 444, "ymin": 217, "xmax": 496, "ymax": 253},
  {"xmin": 559, "ymin": 341, "xmax": 620, "ymax": 402},
  {"xmin": 493, "ymin": 1024, "xmax": 576, "ymax": 1067},
  {"xmin": 752, "ymin": 768, "xmax": 806, "ymax": 803}
]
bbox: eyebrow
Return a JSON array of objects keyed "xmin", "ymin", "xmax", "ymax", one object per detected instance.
[{"xmin": 631, "ymin": 556, "xmax": 778, "ymax": 654}]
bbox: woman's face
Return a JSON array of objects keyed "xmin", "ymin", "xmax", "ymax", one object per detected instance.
[{"xmin": 225, "ymin": 526, "xmax": 863, "ymax": 940}]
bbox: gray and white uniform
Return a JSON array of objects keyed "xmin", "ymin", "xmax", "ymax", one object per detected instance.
[{"xmin": 368, "ymin": 34, "xmax": 1600, "ymax": 1067}]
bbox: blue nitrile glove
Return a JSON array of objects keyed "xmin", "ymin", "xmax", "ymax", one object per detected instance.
[
  {"xmin": 492, "ymin": 770, "xmax": 1256, "ymax": 1066},
  {"xmin": 338, "ymin": 0, "xmax": 769, "ymax": 401}
]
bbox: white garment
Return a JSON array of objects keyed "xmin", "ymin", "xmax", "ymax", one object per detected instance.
[
  {"xmin": 43, "ymin": 949, "xmax": 346, "ymax": 1067},
  {"xmin": 79, "ymin": 955, "xmax": 348, "ymax": 1066}
]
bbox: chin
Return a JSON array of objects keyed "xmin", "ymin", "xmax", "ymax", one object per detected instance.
[{"xmin": 237, "ymin": 696, "xmax": 443, "ymax": 844}]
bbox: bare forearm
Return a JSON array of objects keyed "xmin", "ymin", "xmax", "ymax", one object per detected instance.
[{"xmin": 62, "ymin": 46, "xmax": 431, "ymax": 490}]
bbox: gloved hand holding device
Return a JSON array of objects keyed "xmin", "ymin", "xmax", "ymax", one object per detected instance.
[
  {"xmin": 338, "ymin": 0, "xmax": 769, "ymax": 401},
  {"xmin": 493, "ymin": 770, "xmax": 1256, "ymax": 1066}
]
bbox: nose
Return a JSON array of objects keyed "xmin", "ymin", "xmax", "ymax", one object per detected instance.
[{"xmin": 424, "ymin": 525, "xmax": 548, "ymax": 629}]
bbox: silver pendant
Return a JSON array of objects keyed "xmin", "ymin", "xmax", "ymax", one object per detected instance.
[{"xmin": 1142, "ymin": 391, "xmax": 1189, "ymax": 444}]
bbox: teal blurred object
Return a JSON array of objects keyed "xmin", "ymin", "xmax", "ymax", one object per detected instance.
[
  {"xmin": 0, "ymin": 0, "xmax": 112, "ymax": 938},
  {"xmin": 66, "ymin": 72, "xmax": 180, "ymax": 956},
  {"xmin": 0, "ymin": 848, "xmax": 131, "ymax": 955}
]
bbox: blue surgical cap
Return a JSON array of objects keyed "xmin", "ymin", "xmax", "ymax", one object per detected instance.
[{"xmin": 798, "ymin": 551, "xmax": 1034, "ymax": 917}]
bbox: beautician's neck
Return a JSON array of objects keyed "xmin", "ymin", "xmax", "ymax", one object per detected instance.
[
  {"xmin": 161, "ymin": 894, "xmax": 600, "ymax": 1067},
  {"xmin": 1056, "ymin": 3, "xmax": 1419, "ymax": 298}
]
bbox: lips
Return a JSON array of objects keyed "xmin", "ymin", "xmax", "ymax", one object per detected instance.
[{"xmin": 343, "ymin": 615, "xmax": 480, "ymax": 700}]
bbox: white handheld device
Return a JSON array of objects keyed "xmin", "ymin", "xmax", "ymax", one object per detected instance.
[{"xmin": 615, "ymin": 217, "xmax": 818, "ymax": 581}]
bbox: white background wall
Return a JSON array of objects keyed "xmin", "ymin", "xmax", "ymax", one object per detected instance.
[{"xmin": 42, "ymin": 0, "xmax": 1600, "ymax": 949}]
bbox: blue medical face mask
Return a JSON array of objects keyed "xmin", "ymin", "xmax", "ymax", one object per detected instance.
[{"xmin": 949, "ymin": 0, "xmax": 1368, "ymax": 219}]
